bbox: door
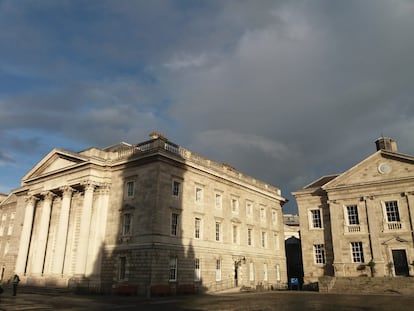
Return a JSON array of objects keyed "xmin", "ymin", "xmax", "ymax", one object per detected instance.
[
  {"xmin": 392, "ymin": 249, "xmax": 409, "ymax": 276},
  {"xmin": 234, "ymin": 262, "xmax": 239, "ymax": 287}
]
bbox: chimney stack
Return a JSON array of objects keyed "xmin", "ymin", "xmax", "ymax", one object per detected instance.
[{"xmin": 375, "ymin": 137, "xmax": 398, "ymax": 152}]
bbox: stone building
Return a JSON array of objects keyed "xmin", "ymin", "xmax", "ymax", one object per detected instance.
[
  {"xmin": 293, "ymin": 137, "xmax": 414, "ymax": 285},
  {"xmin": 2, "ymin": 133, "xmax": 287, "ymax": 295}
]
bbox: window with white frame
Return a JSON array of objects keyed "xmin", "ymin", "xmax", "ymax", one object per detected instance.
[
  {"xmin": 309, "ymin": 209, "xmax": 323, "ymax": 229},
  {"xmin": 172, "ymin": 180, "xmax": 181, "ymax": 197},
  {"xmin": 385, "ymin": 201, "xmax": 400, "ymax": 222},
  {"xmin": 314, "ymin": 244, "xmax": 326, "ymax": 264},
  {"xmin": 195, "ymin": 187, "xmax": 203, "ymax": 203},
  {"xmin": 263, "ymin": 263, "xmax": 268, "ymax": 281},
  {"xmin": 261, "ymin": 231, "xmax": 267, "ymax": 248},
  {"xmin": 215, "ymin": 192, "xmax": 222, "ymax": 209},
  {"xmin": 346, "ymin": 205, "xmax": 360, "ymax": 225},
  {"xmin": 215, "ymin": 259, "xmax": 222, "ymax": 281},
  {"xmin": 215, "ymin": 221, "xmax": 221, "ymax": 241},
  {"xmin": 194, "ymin": 258, "xmax": 201, "ymax": 281},
  {"xmin": 231, "ymin": 198, "xmax": 239, "ymax": 214},
  {"xmin": 247, "ymin": 228, "xmax": 253, "ymax": 246},
  {"xmin": 351, "ymin": 242, "xmax": 364, "ymax": 263},
  {"xmin": 119, "ymin": 256, "xmax": 127, "ymax": 280},
  {"xmin": 249, "ymin": 262, "xmax": 254, "ymax": 281},
  {"xmin": 169, "ymin": 257, "xmax": 177, "ymax": 281},
  {"xmin": 194, "ymin": 218, "xmax": 201, "ymax": 239},
  {"xmin": 171, "ymin": 213, "xmax": 179, "ymax": 236}
]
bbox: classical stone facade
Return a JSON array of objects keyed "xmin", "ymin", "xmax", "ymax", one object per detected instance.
[
  {"xmin": 293, "ymin": 137, "xmax": 414, "ymax": 285},
  {"xmin": 1, "ymin": 133, "xmax": 287, "ymax": 295}
]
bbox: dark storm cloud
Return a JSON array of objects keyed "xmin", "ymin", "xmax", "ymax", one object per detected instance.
[{"xmin": 1, "ymin": 0, "xmax": 414, "ymax": 212}]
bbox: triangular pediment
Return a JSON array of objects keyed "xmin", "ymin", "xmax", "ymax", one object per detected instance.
[
  {"xmin": 22, "ymin": 149, "xmax": 89, "ymax": 182},
  {"xmin": 323, "ymin": 151, "xmax": 414, "ymax": 189}
]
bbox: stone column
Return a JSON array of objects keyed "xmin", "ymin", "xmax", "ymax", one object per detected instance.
[
  {"xmin": 32, "ymin": 191, "xmax": 55, "ymax": 275},
  {"xmin": 85, "ymin": 184, "xmax": 110, "ymax": 276},
  {"xmin": 52, "ymin": 186, "xmax": 74, "ymax": 275},
  {"xmin": 75, "ymin": 182, "xmax": 95, "ymax": 276},
  {"xmin": 15, "ymin": 196, "xmax": 38, "ymax": 275}
]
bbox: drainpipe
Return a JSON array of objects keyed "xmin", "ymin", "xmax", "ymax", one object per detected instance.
[
  {"xmin": 404, "ymin": 192, "xmax": 414, "ymax": 248},
  {"xmin": 363, "ymin": 196, "xmax": 374, "ymax": 261}
]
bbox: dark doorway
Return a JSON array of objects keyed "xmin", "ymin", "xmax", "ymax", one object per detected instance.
[
  {"xmin": 234, "ymin": 262, "xmax": 239, "ymax": 287},
  {"xmin": 392, "ymin": 249, "xmax": 409, "ymax": 276}
]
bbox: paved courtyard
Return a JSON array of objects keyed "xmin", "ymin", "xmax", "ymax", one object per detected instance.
[{"xmin": 1, "ymin": 290, "xmax": 413, "ymax": 311}]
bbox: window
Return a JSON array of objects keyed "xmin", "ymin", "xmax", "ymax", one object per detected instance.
[
  {"xmin": 122, "ymin": 213, "xmax": 132, "ymax": 236},
  {"xmin": 385, "ymin": 201, "xmax": 400, "ymax": 222},
  {"xmin": 10, "ymin": 212, "xmax": 15, "ymax": 220},
  {"xmin": 231, "ymin": 198, "xmax": 239, "ymax": 214},
  {"xmin": 263, "ymin": 263, "xmax": 268, "ymax": 281},
  {"xmin": 346, "ymin": 205, "xmax": 360, "ymax": 225},
  {"xmin": 351, "ymin": 242, "xmax": 364, "ymax": 263},
  {"xmin": 3, "ymin": 242, "xmax": 9, "ymax": 256},
  {"xmin": 274, "ymin": 233, "xmax": 280, "ymax": 250},
  {"xmin": 172, "ymin": 180, "xmax": 181, "ymax": 197},
  {"xmin": 194, "ymin": 258, "xmax": 201, "ymax": 281},
  {"xmin": 310, "ymin": 209, "xmax": 322, "ymax": 228},
  {"xmin": 260, "ymin": 206, "xmax": 266, "ymax": 221},
  {"xmin": 215, "ymin": 259, "xmax": 222, "ymax": 281},
  {"xmin": 169, "ymin": 257, "xmax": 177, "ymax": 281},
  {"xmin": 171, "ymin": 213, "xmax": 179, "ymax": 236},
  {"xmin": 126, "ymin": 181, "xmax": 135, "ymax": 198},
  {"xmin": 194, "ymin": 218, "xmax": 201, "ymax": 239},
  {"xmin": 247, "ymin": 228, "xmax": 253, "ymax": 246},
  {"xmin": 7, "ymin": 224, "xmax": 13, "ymax": 236},
  {"xmin": 249, "ymin": 262, "xmax": 254, "ymax": 281},
  {"xmin": 0, "ymin": 225, "xmax": 3, "ymax": 237},
  {"xmin": 232, "ymin": 225, "xmax": 239, "ymax": 244},
  {"xmin": 314, "ymin": 244, "xmax": 326, "ymax": 264},
  {"xmin": 215, "ymin": 193, "xmax": 222, "ymax": 209},
  {"xmin": 215, "ymin": 222, "xmax": 221, "ymax": 241},
  {"xmin": 195, "ymin": 187, "xmax": 203, "ymax": 203},
  {"xmin": 246, "ymin": 201, "xmax": 253, "ymax": 217},
  {"xmin": 261, "ymin": 231, "xmax": 267, "ymax": 248},
  {"xmin": 276, "ymin": 264, "xmax": 281, "ymax": 281},
  {"xmin": 119, "ymin": 256, "xmax": 127, "ymax": 280},
  {"xmin": 272, "ymin": 209, "xmax": 278, "ymax": 224}
]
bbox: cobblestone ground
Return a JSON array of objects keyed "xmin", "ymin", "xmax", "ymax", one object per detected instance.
[{"xmin": 1, "ymin": 291, "xmax": 414, "ymax": 311}]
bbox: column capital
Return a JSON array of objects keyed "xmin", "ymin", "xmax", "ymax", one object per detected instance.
[
  {"xmin": 25, "ymin": 195, "xmax": 39, "ymax": 205},
  {"xmin": 60, "ymin": 186, "xmax": 75, "ymax": 197},
  {"xmin": 41, "ymin": 191, "xmax": 55, "ymax": 202},
  {"xmin": 82, "ymin": 181, "xmax": 97, "ymax": 192},
  {"xmin": 97, "ymin": 183, "xmax": 111, "ymax": 194}
]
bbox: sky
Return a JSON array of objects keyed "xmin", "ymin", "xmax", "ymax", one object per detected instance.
[{"xmin": 1, "ymin": 0, "xmax": 414, "ymax": 214}]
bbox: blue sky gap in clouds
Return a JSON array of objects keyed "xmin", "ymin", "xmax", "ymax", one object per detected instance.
[{"xmin": 1, "ymin": 0, "xmax": 414, "ymax": 213}]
